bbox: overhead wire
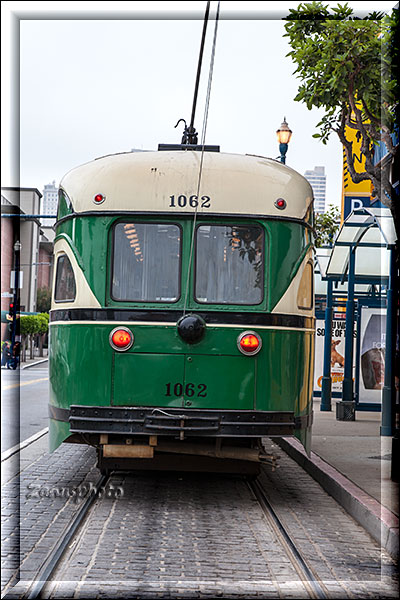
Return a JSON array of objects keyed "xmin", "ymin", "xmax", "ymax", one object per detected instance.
[{"xmin": 183, "ymin": 1, "xmax": 221, "ymax": 315}]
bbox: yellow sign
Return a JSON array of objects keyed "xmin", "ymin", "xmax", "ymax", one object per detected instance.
[{"xmin": 341, "ymin": 123, "xmax": 373, "ymax": 221}]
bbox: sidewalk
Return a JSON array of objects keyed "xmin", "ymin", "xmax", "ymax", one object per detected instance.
[
  {"xmin": 1, "ymin": 355, "xmax": 48, "ymax": 370},
  {"xmin": 21, "ymin": 356, "xmax": 48, "ymax": 369},
  {"xmin": 276, "ymin": 398, "xmax": 399, "ymax": 559}
]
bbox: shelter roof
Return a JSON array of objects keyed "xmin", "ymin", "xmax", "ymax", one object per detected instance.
[
  {"xmin": 325, "ymin": 208, "xmax": 396, "ymax": 283},
  {"xmin": 314, "ymin": 247, "xmax": 376, "ymax": 296}
]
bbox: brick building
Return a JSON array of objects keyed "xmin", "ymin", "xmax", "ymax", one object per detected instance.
[{"xmin": 1, "ymin": 194, "xmax": 16, "ymax": 340}]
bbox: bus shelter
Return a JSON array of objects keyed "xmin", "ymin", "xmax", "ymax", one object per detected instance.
[
  {"xmin": 314, "ymin": 249, "xmax": 383, "ymax": 405},
  {"xmin": 316, "ymin": 208, "xmax": 397, "ymax": 438}
]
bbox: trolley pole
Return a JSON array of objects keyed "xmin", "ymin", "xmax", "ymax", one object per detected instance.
[
  {"xmin": 342, "ymin": 247, "xmax": 356, "ymax": 404},
  {"xmin": 10, "ymin": 241, "xmax": 21, "ymax": 353},
  {"xmin": 188, "ymin": 0, "xmax": 210, "ymax": 144},
  {"xmin": 320, "ymin": 279, "xmax": 333, "ymax": 411},
  {"xmin": 381, "ymin": 246, "xmax": 396, "ymax": 437}
]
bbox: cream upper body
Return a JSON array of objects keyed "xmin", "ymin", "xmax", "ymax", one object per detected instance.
[{"xmin": 60, "ymin": 150, "xmax": 313, "ymax": 220}]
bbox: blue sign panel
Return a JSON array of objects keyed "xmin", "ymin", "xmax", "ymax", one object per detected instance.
[{"xmin": 343, "ymin": 195, "xmax": 383, "ymax": 220}]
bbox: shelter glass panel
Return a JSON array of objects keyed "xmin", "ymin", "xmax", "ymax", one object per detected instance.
[
  {"xmin": 355, "ymin": 247, "xmax": 390, "ymax": 278},
  {"xmin": 112, "ymin": 223, "xmax": 181, "ymax": 302},
  {"xmin": 195, "ymin": 224, "xmax": 264, "ymax": 305},
  {"xmin": 375, "ymin": 214, "xmax": 396, "ymax": 245},
  {"xmin": 361, "ymin": 227, "xmax": 385, "ymax": 245}
]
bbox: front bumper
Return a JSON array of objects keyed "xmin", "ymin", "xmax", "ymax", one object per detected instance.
[{"xmin": 49, "ymin": 405, "xmax": 312, "ymax": 438}]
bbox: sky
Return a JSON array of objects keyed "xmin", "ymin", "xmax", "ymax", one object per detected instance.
[{"xmin": 1, "ymin": 1, "xmax": 398, "ymax": 210}]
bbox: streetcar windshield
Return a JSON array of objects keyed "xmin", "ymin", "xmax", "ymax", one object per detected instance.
[
  {"xmin": 112, "ymin": 223, "xmax": 181, "ymax": 302},
  {"xmin": 195, "ymin": 224, "xmax": 264, "ymax": 304}
]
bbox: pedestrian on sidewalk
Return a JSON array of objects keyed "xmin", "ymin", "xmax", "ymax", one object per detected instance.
[
  {"xmin": 10, "ymin": 341, "xmax": 21, "ymax": 370},
  {"xmin": 1, "ymin": 342, "xmax": 12, "ymax": 368}
]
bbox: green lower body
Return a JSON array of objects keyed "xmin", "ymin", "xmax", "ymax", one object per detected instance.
[{"xmin": 49, "ymin": 322, "xmax": 314, "ymax": 453}]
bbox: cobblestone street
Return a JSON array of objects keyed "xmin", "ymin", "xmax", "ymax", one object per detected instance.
[
  {"xmin": 1, "ymin": 442, "xmax": 98, "ymax": 594},
  {"xmin": 2, "ymin": 438, "xmax": 398, "ymax": 599}
]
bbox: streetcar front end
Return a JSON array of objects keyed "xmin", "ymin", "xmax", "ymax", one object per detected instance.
[{"xmin": 49, "ymin": 149, "xmax": 314, "ymax": 473}]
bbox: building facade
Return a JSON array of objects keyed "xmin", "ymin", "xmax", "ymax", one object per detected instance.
[
  {"xmin": 1, "ymin": 194, "xmax": 16, "ymax": 340},
  {"xmin": 1, "ymin": 187, "xmax": 55, "ymax": 341},
  {"xmin": 304, "ymin": 166, "xmax": 327, "ymax": 214},
  {"xmin": 42, "ymin": 180, "xmax": 58, "ymax": 227}
]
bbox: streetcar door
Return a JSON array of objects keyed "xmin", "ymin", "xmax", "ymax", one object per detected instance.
[
  {"xmin": 112, "ymin": 353, "xmax": 185, "ymax": 407},
  {"xmin": 182, "ymin": 353, "xmax": 256, "ymax": 410}
]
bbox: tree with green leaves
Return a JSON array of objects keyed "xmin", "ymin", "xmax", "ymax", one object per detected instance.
[
  {"xmin": 19, "ymin": 314, "xmax": 49, "ymax": 360},
  {"xmin": 36, "ymin": 313, "xmax": 49, "ymax": 357},
  {"xmin": 284, "ymin": 2, "xmax": 398, "ymax": 232},
  {"xmin": 314, "ymin": 204, "xmax": 341, "ymax": 247},
  {"xmin": 20, "ymin": 315, "xmax": 37, "ymax": 360},
  {"xmin": 36, "ymin": 286, "xmax": 52, "ymax": 313}
]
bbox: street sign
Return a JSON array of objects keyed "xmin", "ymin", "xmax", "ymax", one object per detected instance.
[
  {"xmin": 341, "ymin": 116, "xmax": 372, "ymax": 221},
  {"xmin": 10, "ymin": 271, "xmax": 23, "ymax": 289},
  {"xmin": 1, "ymin": 292, "xmax": 13, "ymax": 298}
]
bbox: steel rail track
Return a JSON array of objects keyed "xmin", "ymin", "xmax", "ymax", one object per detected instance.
[
  {"xmin": 247, "ymin": 478, "xmax": 329, "ymax": 600},
  {"xmin": 23, "ymin": 474, "xmax": 109, "ymax": 599},
  {"xmin": 19, "ymin": 471, "xmax": 327, "ymax": 599}
]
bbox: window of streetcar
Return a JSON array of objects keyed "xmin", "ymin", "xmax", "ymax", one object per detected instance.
[
  {"xmin": 297, "ymin": 261, "xmax": 314, "ymax": 310},
  {"xmin": 54, "ymin": 254, "xmax": 76, "ymax": 302},
  {"xmin": 112, "ymin": 223, "xmax": 181, "ymax": 302},
  {"xmin": 195, "ymin": 224, "xmax": 264, "ymax": 305},
  {"xmin": 57, "ymin": 189, "xmax": 72, "ymax": 221}
]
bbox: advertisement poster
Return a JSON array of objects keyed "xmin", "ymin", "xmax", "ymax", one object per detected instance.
[
  {"xmin": 359, "ymin": 307, "xmax": 386, "ymax": 404},
  {"xmin": 314, "ymin": 316, "xmax": 356, "ymax": 395},
  {"xmin": 315, "ymin": 317, "xmax": 344, "ymax": 394}
]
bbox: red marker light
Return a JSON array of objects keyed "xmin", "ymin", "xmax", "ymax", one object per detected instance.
[
  {"xmin": 275, "ymin": 198, "xmax": 286, "ymax": 210},
  {"xmin": 93, "ymin": 193, "xmax": 105, "ymax": 204},
  {"xmin": 110, "ymin": 327, "xmax": 134, "ymax": 351},
  {"xmin": 237, "ymin": 331, "xmax": 262, "ymax": 356}
]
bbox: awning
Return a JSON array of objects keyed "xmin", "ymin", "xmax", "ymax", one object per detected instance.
[
  {"xmin": 315, "ymin": 248, "xmax": 376, "ymax": 296},
  {"xmin": 325, "ymin": 208, "xmax": 396, "ymax": 283}
]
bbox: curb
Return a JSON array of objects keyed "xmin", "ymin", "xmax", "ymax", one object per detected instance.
[
  {"xmin": 275, "ymin": 437, "xmax": 399, "ymax": 560},
  {"xmin": 21, "ymin": 358, "xmax": 49, "ymax": 369},
  {"xmin": 1, "ymin": 427, "xmax": 49, "ymax": 462}
]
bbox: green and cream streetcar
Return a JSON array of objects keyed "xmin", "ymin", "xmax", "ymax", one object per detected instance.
[{"xmin": 49, "ymin": 145, "xmax": 315, "ymax": 474}]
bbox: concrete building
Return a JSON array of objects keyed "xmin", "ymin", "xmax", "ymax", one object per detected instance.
[
  {"xmin": 1, "ymin": 187, "xmax": 54, "ymax": 340},
  {"xmin": 1, "ymin": 194, "xmax": 16, "ymax": 341},
  {"xmin": 42, "ymin": 180, "xmax": 58, "ymax": 227},
  {"xmin": 40, "ymin": 183, "xmax": 56, "ymax": 280},
  {"xmin": 304, "ymin": 166, "xmax": 327, "ymax": 214},
  {"xmin": 1, "ymin": 187, "xmax": 41, "ymax": 314}
]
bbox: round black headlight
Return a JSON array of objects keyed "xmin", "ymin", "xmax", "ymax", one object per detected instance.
[{"xmin": 177, "ymin": 314, "xmax": 206, "ymax": 344}]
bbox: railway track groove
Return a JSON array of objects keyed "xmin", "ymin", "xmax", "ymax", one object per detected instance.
[
  {"xmin": 23, "ymin": 475, "xmax": 109, "ymax": 600},
  {"xmin": 3, "ymin": 445, "xmax": 397, "ymax": 599},
  {"xmin": 247, "ymin": 478, "xmax": 329, "ymax": 599}
]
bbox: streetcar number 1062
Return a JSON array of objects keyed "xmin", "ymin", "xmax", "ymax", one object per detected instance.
[
  {"xmin": 165, "ymin": 382, "xmax": 207, "ymax": 397},
  {"xmin": 169, "ymin": 195, "xmax": 211, "ymax": 209}
]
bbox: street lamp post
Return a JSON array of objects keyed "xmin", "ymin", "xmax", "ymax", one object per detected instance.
[
  {"xmin": 276, "ymin": 117, "xmax": 292, "ymax": 164},
  {"xmin": 11, "ymin": 241, "xmax": 22, "ymax": 355}
]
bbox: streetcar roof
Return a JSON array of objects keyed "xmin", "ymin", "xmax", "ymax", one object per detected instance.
[{"xmin": 59, "ymin": 150, "xmax": 313, "ymax": 220}]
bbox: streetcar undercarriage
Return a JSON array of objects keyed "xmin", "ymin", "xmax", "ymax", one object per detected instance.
[
  {"xmin": 95, "ymin": 435, "xmax": 275, "ymax": 476},
  {"xmin": 57, "ymin": 405, "xmax": 312, "ymax": 475}
]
